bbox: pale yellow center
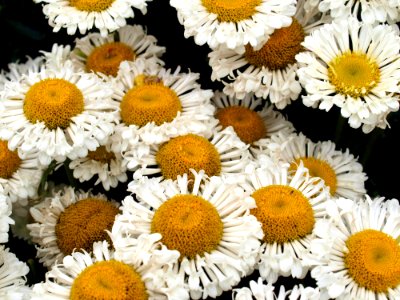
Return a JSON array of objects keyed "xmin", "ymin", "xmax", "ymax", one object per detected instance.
[
  {"xmin": 201, "ymin": 0, "xmax": 262, "ymax": 22},
  {"xmin": 70, "ymin": 0, "xmax": 115, "ymax": 12},
  {"xmin": 0, "ymin": 140, "xmax": 21, "ymax": 179},
  {"xmin": 87, "ymin": 146, "xmax": 115, "ymax": 164}
]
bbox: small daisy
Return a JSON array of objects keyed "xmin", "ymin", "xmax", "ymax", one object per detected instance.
[
  {"xmin": 71, "ymin": 24, "xmax": 166, "ymax": 77},
  {"xmin": 296, "ymin": 18, "xmax": 400, "ymax": 132},
  {"xmin": 33, "ymin": 0, "xmax": 151, "ymax": 36},
  {"xmin": 208, "ymin": 0, "xmax": 331, "ymax": 109},
  {"xmin": 112, "ymin": 170, "xmax": 263, "ymax": 299},
  {"xmin": 0, "ymin": 194, "xmax": 14, "ymax": 243},
  {"xmin": 170, "ymin": 0, "xmax": 296, "ymax": 52},
  {"xmin": 0, "ymin": 60, "xmax": 119, "ymax": 166},
  {"xmin": 40, "ymin": 44, "xmax": 74, "ymax": 70},
  {"xmin": 241, "ymin": 160, "xmax": 330, "ymax": 283},
  {"xmin": 309, "ymin": 196, "xmax": 400, "ymax": 299},
  {"xmin": 31, "ymin": 238, "xmax": 187, "ymax": 299},
  {"xmin": 27, "ymin": 186, "xmax": 120, "ymax": 268},
  {"xmin": 264, "ymin": 131, "xmax": 367, "ymax": 199},
  {"xmin": 212, "ymin": 91, "xmax": 295, "ymax": 156}
]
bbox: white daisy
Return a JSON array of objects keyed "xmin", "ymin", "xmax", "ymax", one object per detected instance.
[
  {"xmin": 0, "ymin": 194, "xmax": 14, "ymax": 243},
  {"xmin": 296, "ymin": 18, "xmax": 400, "ymax": 132},
  {"xmin": 208, "ymin": 0, "xmax": 331, "ymax": 109},
  {"xmin": 71, "ymin": 24, "xmax": 166, "ymax": 78},
  {"xmin": 264, "ymin": 131, "xmax": 367, "ymax": 199},
  {"xmin": 33, "ymin": 0, "xmax": 152, "ymax": 37},
  {"xmin": 309, "ymin": 196, "xmax": 400, "ymax": 299},
  {"xmin": 31, "ymin": 238, "xmax": 187, "ymax": 299},
  {"xmin": 112, "ymin": 170, "xmax": 263, "ymax": 299},
  {"xmin": 170, "ymin": 0, "xmax": 296, "ymax": 52},
  {"xmin": 27, "ymin": 186, "xmax": 120, "ymax": 268},
  {"xmin": 40, "ymin": 44, "xmax": 74, "ymax": 70},
  {"xmin": 0, "ymin": 60, "xmax": 119, "ymax": 166}
]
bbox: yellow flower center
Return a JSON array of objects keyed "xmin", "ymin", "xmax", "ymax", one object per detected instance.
[
  {"xmin": 289, "ymin": 157, "xmax": 337, "ymax": 196},
  {"xmin": 216, "ymin": 106, "xmax": 266, "ymax": 144},
  {"xmin": 70, "ymin": 260, "xmax": 148, "ymax": 300},
  {"xmin": 55, "ymin": 198, "xmax": 119, "ymax": 255},
  {"xmin": 120, "ymin": 76, "xmax": 182, "ymax": 127},
  {"xmin": 201, "ymin": 0, "xmax": 262, "ymax": 22},
  {"xmin": 344, "ymin": 229, "xmax": 400, "ymax": 293},
  {"xmin": 87, "ymin": 146, "xmax": 116, "ymax": 164},
  {"xmin": 245, "ymin": 18, "xmax": 305, "ymax": 70},
  {"xmin": 151, "ymin": 194, "xmax": 223, "ymax": 259},
  {"xmin": 24, "ymin": 78, "xmax": 84, "ymax": 130},
  {"xmin": 328, "ymin": 51, "xmax": 380, "ymax": 98},
  {"xmin": 70, "ymin": 0, "xmax": 115, "ymax": 12},
  {"xmin": 250, "ymin": 185, "xmax": 315, "ymax": 244},
  {"xmin": 86, "ymin": 42, "xmax": 135, "ymax": 77},
  {"xmin": 156, "ymin": 134, "xmax": 221, "ymax": 181},
  {"xmin": 0, "ymin": 140, "xmax": 21, "ymax": 179}
]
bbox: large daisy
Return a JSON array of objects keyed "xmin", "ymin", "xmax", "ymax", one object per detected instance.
[
  {"xmin": 112, "ymin": 170, "xmax": 263, "ymax": 299},
  {"xmin": 309, "ymin": 196, "xmax": 400, "ymax": 299},
  {"xmin": 27, "ymin": 186, "xmax": 120, "ymax": 268},
  {"xmin": 0, "ymin": 60, "xmax": 119, "ymax": 165},
  {"xmin": 296, "ymin": 18, "xmax": 400, "ymax": 132},
  {"xmin": 208, "ymin": 0, "xmax": 331, "ymax": 109},
  {"xmin": 170, "ymin": 0, "xmax": 296, "ymax": 52},
  {"xmin": 31, "ymin": 239, "xmax": 187, "ymax": 299}
]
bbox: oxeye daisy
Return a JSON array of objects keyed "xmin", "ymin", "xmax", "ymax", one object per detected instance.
[
  {"xmin": 111, "ymin": 59, "xmax": 215, "ymax": 148},
  {"xmin": 71, "ymin": 24, "xmax": 166, "ymax": 78},
  {"xmin": 0, "ymin": 61, "xmax": 119, "ymax": 166},
  {"xmin": 309, "ymin": 196, "xmax": 400, "ymax": 299},
  {"xmin": 296, "ymin": 18, "xmax": 400, "ymax": 132},
  {"xmin": 27, "ymin": 186, "xmax": 120, "ymax": 268},
  {"xmin": 33, "ymin": 0, "xmax": 151, "ymax": 36},
  {"xmin": 112, "ymin": 170, "xmax": 263, "ymax": 299},
  {"xmin": 208, "ymin": 0, "xmax": 331, "ymax": 109},
  {"xmin": 240, "ymin": 161, "xmax": 330, "ymax": 283},
  {"xmin": 31, "ymin": 238, "xmax": 186, "ymax": 299},
  {"xmin": 169, "ymin": 0, "xmax": 297, "ymax": 52},
  {"xmin": 0, "ymin": 195, "xmax": 14, "ymax": 243},
  {"xmin": 264, "ymin": 131, "xmax": 367, "ymax": 199},
  {"xmin": 212, "ymin": 91, "xmax": 295, "ymax": 156}
]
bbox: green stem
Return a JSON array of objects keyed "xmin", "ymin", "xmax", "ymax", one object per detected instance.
[
  {"xmin": 37, "ymin": 160, "xmax": 57, "ymax": 196},
  {"xmin": 359, "ymin": 129, "xmax": 382, "ymax": 167},
  {"xmin": 63, "ymin": 159, "xmax": 77, "ymax": 187}
]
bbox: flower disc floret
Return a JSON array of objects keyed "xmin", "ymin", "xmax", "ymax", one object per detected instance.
[
  {"xmin": 70, "ymin": 0, "xmax": 116, "ymax": 12},
  {"xmin": 87, "ymin": 146, "xmax": 116, "ymax": 164},
  {"xmin": 201, "ymin": 0, "xmax": 262, "ymax": 22},
  {"xmin": 0, "ymin": 140, "xmax": 21, "ymax": 179}
]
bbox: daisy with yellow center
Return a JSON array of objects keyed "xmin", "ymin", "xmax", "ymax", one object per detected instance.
[
  {"xmin": 31, "ymin": 239, "xmax": 187, "ymax": 299},
  {"xmin": 112, "ymin": 170, "xmax": 263, "ymax": 299},
  {"xmin": 71, "ymin": 24, "xmax": 165, "ymax": 77},
  {"xmin": 208, "ymin": 0, "xmax": 331, "ymax": 109},
  {"xmin": 310, "ymin": 196, "xmax": 400, "ymax": 299},
  {"xmin": 27, "ymin": 186, "xmax": 119, "ymax": 268},
  {"xmin": 296, "ymin": 18, "xmax": 400, "ymax": 133},
  {"xmin": 33, "ymin": 0, "xmax": 151, "ymax": 36},
  {"xmin": 240, "ymin": 159, "xmax": 330, "ymax": 283},
  {"xmin": 0, "ymin": 61, "xmax": 119, "ymax": 165},
  {"xmin": 170, "ymin": 0, "xmax": 296, "ymax": 52}
]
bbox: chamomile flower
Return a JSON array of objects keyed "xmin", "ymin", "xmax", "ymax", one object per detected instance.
[
  {"xmin": 208, "ymin": 0, "xmax": 331, "ymax": 109},
  {"xmin": 296, "ymin": 18, "xmax": 400, "ymax": 132},
  {"xmin": 0, "ymin": 195, "xmax": 13, "ymax": 243},
  {"xmin": 310, "ymin": 196, "xmax": 400, "ymax": 299},
  {"xmin": 112, "ymin": 170, "xmax": 263, "ymax": 299},
  {"xmin": 33, "ymin": 0, "xmax": 151, "ymax": 37},
  {"xmin": 0, "ymin": 60, "xmax": 119, "ymax": 165},
  {"xmin": 27, "ymin": 186, "xmax": 120, "ymax": 268},
  {"xmin": 170, "ymin": 0, "xmax": 296, "ymax": 52},
  {"xmin": 264, "ymin": 131, "xmax": 367, "ymax": 199},
  {"xmin": 32, "ymin": 238, "xmax": 186, "ymax": 299},
  {"xmin": 241, "ymin": 161, "xmax": 330, "ymax": 283},
  {"xmin": 71, "ymin": 24, "xmax": 166, "ymax": 77}
]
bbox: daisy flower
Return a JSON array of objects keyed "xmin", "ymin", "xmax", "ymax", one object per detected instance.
[
  {"xmin": 33, "ymin": 0, "xmax": 151, "ymax": 37},
  {"xmin": 296, "ymin": 18, "xmax": 400, "ymax": 133},
  {"xmin": 112, "ymin": 170, "xmax": 263, "ymax": 299},
  {"xmin": 170, "ymin": 0, "xmax": 296, "ymax": 52},
  {"xmin": 40, "ymin": 44, "xmax": 74, "ymax": 70},
  {"xmin": 0, "ymin": 194, "xmax": 14, "ymax": 243},
  {"xmin": 212, "ymin": 91, "xmax": 295, "ymax": 156},
  {"xmin": 241, "ymin": 160, "xmax": 330, "ymax": 283},
  {"xmin": 309, "ymin": 196, "xmax": 400, "ymax": 299},
  {"xmin": 0, "ymin": 60, "xmax": 119, "ymax": 166},
  {"xmin": 208, "ymin": 0, "xmax": 331, "ymax": 109},
  {"xmin": 27, "ymin": 186, "xmax": 120, "ymax": 268},
  {"xmin": 264, "ymin": 131, "xmax": 367, "ymax": 199},
  {"xmin": 31, "ymin": 238, "xmax": 187, "ymax": 299},
  {"xmin": 71, "ymin": 24, "xmax": 166, "ymax": 77},
  {"xmin": 111, "ymin": 59, "xmax": 215, "ymax": 148}
]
